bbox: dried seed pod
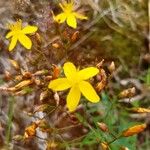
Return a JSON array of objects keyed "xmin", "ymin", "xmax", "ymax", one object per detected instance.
[
  {"xmin": 35, "ymin": 33, "xmax": 42, "ymax": 45},
  {"xmin": 0, "ymin": 87, "xmax": 16, "ymax": 92},
  {"xmin": 100, "ymin": 142, "xmax": 109, "ymax": 150},
  {"xmin": 119, "ymin": 87, "xmax": 136, "ymax": 98},
  {"xmin": 9, "ymin": 59, "xmax": 20, "ymax": 70},
  {"xmin": 15, "ymin": 80, "xmax": 33, "ymax": 90},
  {"xmin": 130, "ymin": 107, "xmax": 150, "ymax": 113},
  {"xmin": 4, "ymin": 71, "xmax": 12, "ymax": 81},
  {"xmin": 52, "ymin": 42, "xmax": 61, "ymax": 49},
  {"xmin": 96, "ymin": 80, "xmax": 106, "ymax": 92},
  {"xmin": 96, "ymin": 59, "xmax": 105, "ymax": 68},
  {"xmin": 23, "ymin": 72, "xmax": 32, "ymax": 79},
  {"xmin": 40, "ymin": 91, "xmax": 48, "ymax": 102},
  {"xmin": 108, "ymin": 61, "xmax": 115, "ymax": 73},
  {"xmin": 96, "ymin": 69, "xmax": 107, "ymax": 92},
  {"xmin": 54, "ymin": 92, "xmax": 60, "ymax": 106},
  {"xmin": 52, "ymin": 65, "xmax": 60, "ymax": 79},
  {"xmin": 34, "ymin": 70, "xmax": 49, "ymax": 76},
  {"xmin": 45, "ymin": 76, "xmax": 53, "ymax": 81},
  {"xmin": 71, "ymin": 31, "xmax": 79, "ymax": 42},
  {"xmin": 120, "ymin": 146, "xmax": 129, "ymax": 150},
  {"xmin": 63, "ymin": 30, "xmax": 70, "ymax": 40},
  {"xmin": 24, "ymin": 123, "xmax": 38, "ymax": 139},
  {"xmin": 122, "ymin": 124, "xmax": 147, "ymax": 137},
  {"xmin": 15, "ymin": 75, "xmax": 23, "ymax": 81},
  {"xmin": 97, "ymin": 122, "xmax": 109, "ymax": 132}
]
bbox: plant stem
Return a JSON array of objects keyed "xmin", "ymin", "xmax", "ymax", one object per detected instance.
[
  {"xmin": 148, "ymin": 0, "xmax": 150, "ymax": 52},
  {"xmin": 108, "ymin": 134, "xmax": 122, "ymax": 145},
  {"xmin": 6, "ymin": 96, "xmax": 15, "ymax": 146}
]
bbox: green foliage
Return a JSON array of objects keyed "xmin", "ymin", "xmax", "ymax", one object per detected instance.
[
  {"xmin": 0, "ymin": 0, "xmax": 148, "ymax": 149},
  {"xmin": 74, "ymin": 92, "xmax": 146, "ymax": 149},
  {"xmin": 6, "ymin": 96, "xmax": 15, "ymax": 146}
]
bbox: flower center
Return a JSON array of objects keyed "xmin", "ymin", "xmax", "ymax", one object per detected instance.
[
  {"xmin": 64, "ymin": 3, "xmax": 74, "ymax": 14},
  {"xmin": 69, "ymin": 72, "xmax": 82, "ymax": 86},
  {"xmin": 9, "ymin": 20, "xmax": 22, "ymax": 32}
]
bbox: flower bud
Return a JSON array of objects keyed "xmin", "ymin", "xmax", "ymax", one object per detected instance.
[
  {"xmin": 96, "ymin": 69, "xmax": 107, "ymax": 92},
  {"xmin": 9, "ymin": 59, "xmax": 19, "ymax": 70},
  {"xmin": 52, "ymin": 43, "xmax": 61, "ymax": 49},
  {"xmin": 130, "ymin": 107, "xmax": 150, "ymax": 113},
  {"xmin": 120, "ymin": 146, "xmax": 129, "ymax": 150},
  {"xmin": 122, "ymin": 124, "xmax": 147, "ymax": 137},
  {"xmin": 97, "ymin": 122, "xmax": 109, "ymax": 132},
  {"xmin": 100, "ymin": 142, "xmax": 109, "ymax": 150},
  {"xmin": 119, "ymin": 87, "xmax": 136, "ymax": 98},
  {"xmin": 40, "ymin": 91, "xmax": 48, "ymax": 101},
  {"xmin": 35, "ymin": 32, "xmax": 42, "ymax": 45},
  {"xmin": 71, "ymin": 31, "xmax": 79, "ymax": 42},
  {"xmin": 108, "ymin": 61, "xmax": 115, "ymax": 73},
  {"xmin": 15, "ymin": 80, "xmax": 33, "ymax": 90},
  {"xmin": 52, "ymin": 65, "xmax": 60, "ymax": 79}
]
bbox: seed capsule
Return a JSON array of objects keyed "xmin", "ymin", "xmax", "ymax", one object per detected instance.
[{"xmin": 122, "ymin": 124, "xmax": 147, "ymax": 137}]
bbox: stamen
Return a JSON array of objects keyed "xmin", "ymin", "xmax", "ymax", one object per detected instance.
[
  {"xmin": 7, "ymin": 19, "xmax": 22, "ymax": 31},
  {"xmin": 59, "ymin": 3, "xmax": 65, "ymax": 12}
]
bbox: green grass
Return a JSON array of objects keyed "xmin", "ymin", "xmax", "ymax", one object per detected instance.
[{"xmin": 6, "ymin": 96, "xmax": 15, "ymax": 147}]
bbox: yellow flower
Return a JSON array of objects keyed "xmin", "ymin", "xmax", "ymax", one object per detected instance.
[
  {"xmin": 53, "ymin": 0, "xmax": 88, "ymax": 29},
  {"xmin": 6, "ymin": 19, "xmax": 38, "ymax": 51},
  {"xmin": 48, "ymin": 62, "xmax": 100, "ymax": 112}
]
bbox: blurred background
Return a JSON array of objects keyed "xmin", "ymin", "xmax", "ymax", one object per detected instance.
[{"xmin": 0, "ymin": 0, "xmax": 149, "ymax": 150}]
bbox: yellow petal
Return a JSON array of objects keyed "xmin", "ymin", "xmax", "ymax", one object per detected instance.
[
  {"xmin": 63, "ymin": 62, "xmax": 77, "ymax": 80},
  {"xmin": 54, "ymin": 13, "xmax": 67, "ymax": 23},
  {"xmin": 73, "ymin": 12, "xmax": 88, "ymax": 20},
  {"xmin": 67, "ymin": 85, "xmax": 81, "ymax": 112},
  {"xmin": 66, "ymin": 14, "xmax": 77, "ymax": 28},
  {"xmin": 6, "ymin": 31, "xmax": 13, "ymax": 39},
  {"xmin": 22, "ymin": 25, "xmax": 38, "ymax": 34},
  {"xmin": 9, "ymin": 36, "xmax": 18, "ymax": 51},
  {"xmin": 48, "ymin": 78, "xmax": 71, "ymax": 91},
  {"xmin": 18, "ymin": 34, "xmax": 32, "ymax": 49},
  {"xmin": 79, "ymin": 81, "xmax": 100, "ymax": 103},
  {"xmin": 78, "ymin": 67, "xmax": 99, "ymax": 80}
]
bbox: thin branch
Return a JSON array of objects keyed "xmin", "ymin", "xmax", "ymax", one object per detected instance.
[{"xmin": 148, "ymin": 0, "xmax": 150, "ymax": 52}]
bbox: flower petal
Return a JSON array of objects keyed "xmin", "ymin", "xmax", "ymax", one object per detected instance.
[
  {"xmin": 18, "ymin": 34, "xmax": 32, "ymax": 49},
  {"xmin": 78, "ymin": 67, "xmax": 99, "ymax": 80},
  {"xmin": 67, "ymin": 85, "xmax": 81, "ymax": 112},
  {"xmin": 22, "ymin": 25, "xmax": 38, "ymax": 34},
  {"xmin": 54, "ymin": 13, "xmax": 67, "ymax": 23},
  {"xmin": 66, "ymin": 14, "xmax": 77, "ymax": 28},
  {"xmin": 73, "ymin": 12, "xmax": 88, "ymax": 20},
  {"xmin": 48, "ymin": 78, "xmax": 71, "ymax": 91},
  {"xmin": 9, "ymin": 35, "xmax": 18, "ymax": 51},
  {"xmin": 6, "ymin": 31, "xmax": 14, "ymax": 39},
  {"xmin": 79, "ymin": 81, "xmax": 100, "ymax": 103},
  {"xmin": 63, "ymin": 62, "xmax": 77, "ymax": 80}
]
